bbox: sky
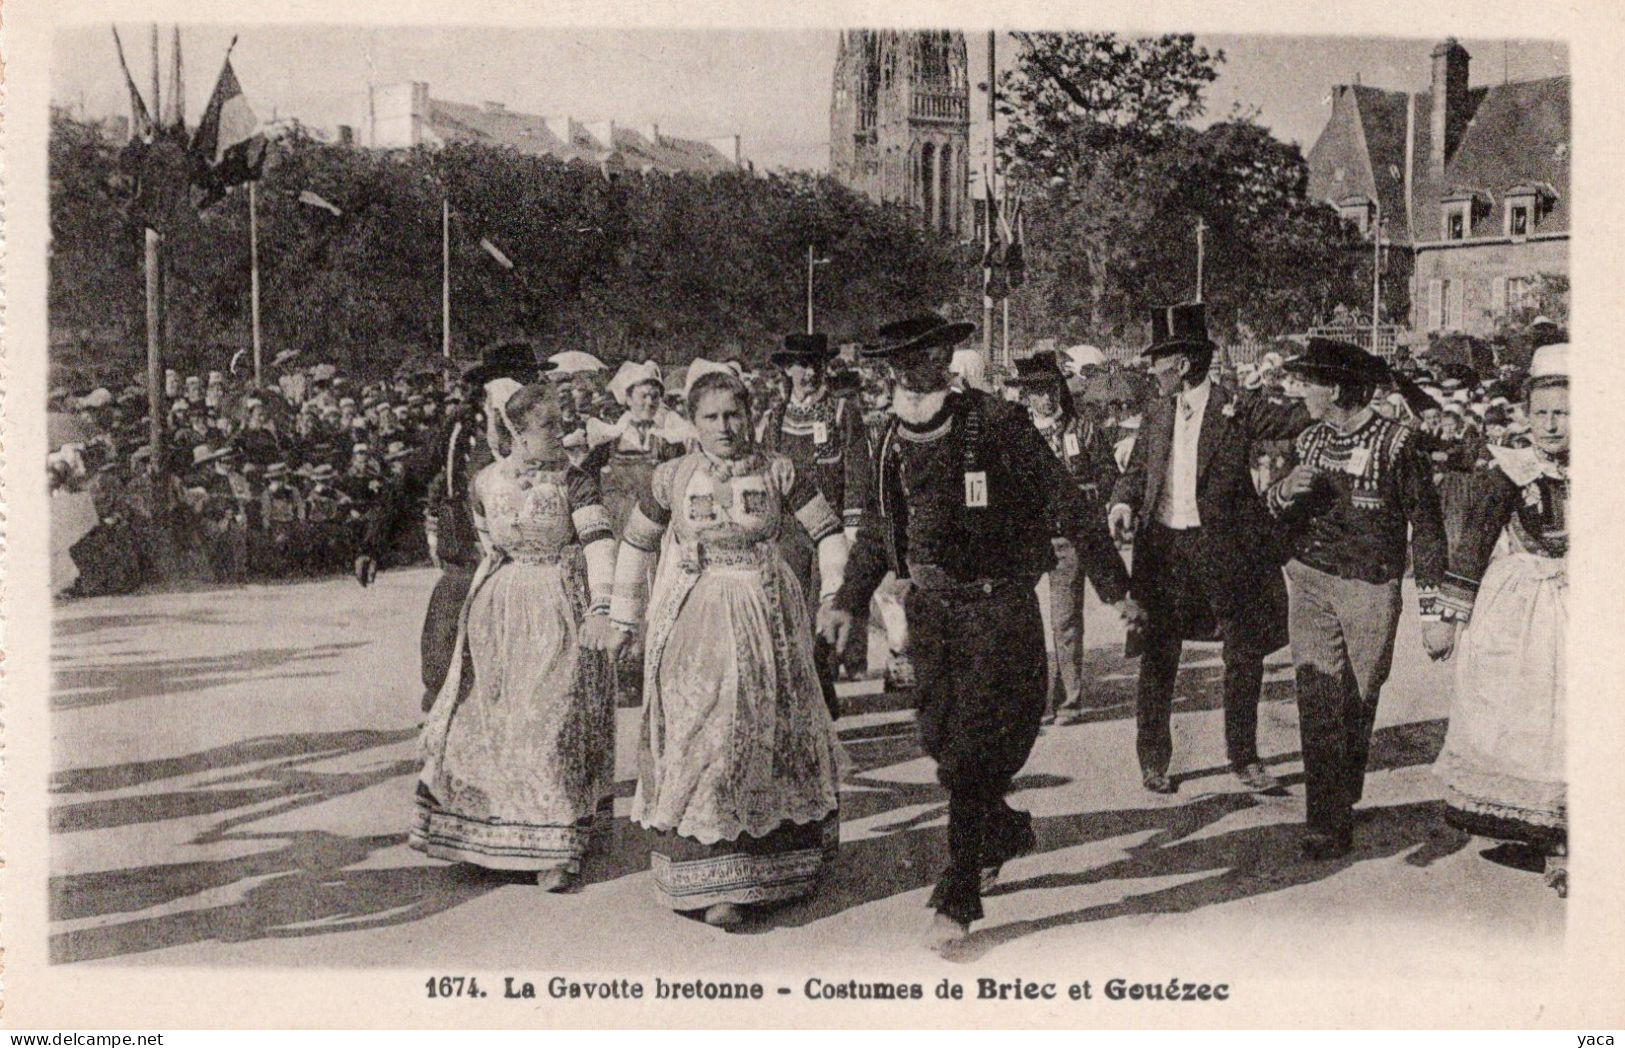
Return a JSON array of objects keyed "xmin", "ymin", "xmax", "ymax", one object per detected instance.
[{"xmin": 52, "ymin": 26, "xmax": 1569, "ymax": 172}]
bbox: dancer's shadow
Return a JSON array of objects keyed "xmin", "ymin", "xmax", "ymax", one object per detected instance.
[
  {"xmin": 51, "ymin": 642, "xmax": 369, "ymax": 710},
  {"xmin": 943, "ymin": 797, "xmax": 1469, "ymax": 962}
]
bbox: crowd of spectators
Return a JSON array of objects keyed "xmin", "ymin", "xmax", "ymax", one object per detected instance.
[{"xmin": 48, "ymin": 325, "xmax": 1558, "ymax": 598}]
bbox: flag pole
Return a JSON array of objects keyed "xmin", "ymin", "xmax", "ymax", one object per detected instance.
[
  {"xmin": 1195, "ymin": 217, "xmax": 1206, "ymax": 303},
  {"xmin": 806, "ymin": 245, "xmax": 814, "ymax": 335},
  {"xmin": 982, "ymin": 30, "xmax": 996, "ymax": 364},
  {"xmin": 250, "ymin": 181, "xmax": 263, "ymax": 385},
  {"xmin": 442, "ymin": 197, "xmax": 452, "ymax": 358},
  {"xmin": 146, "ymin": 25, "xmax": 166, "ymax": 479}
]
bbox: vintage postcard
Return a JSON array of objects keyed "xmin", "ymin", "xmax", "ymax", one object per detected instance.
[{"xmin": 3, "ymin": 0, "xmax": 1624, "ymax": 1030}]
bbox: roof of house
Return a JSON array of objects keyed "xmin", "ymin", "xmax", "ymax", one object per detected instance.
[
  {"xmin": 424, "ymin": 97, "xmax": 737, "ymax": 174},
  {"xmin": 1306, "ymin": 72, "xmax": 1569, "ymax": 244}
]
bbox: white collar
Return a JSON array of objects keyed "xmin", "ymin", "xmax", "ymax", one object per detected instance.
[
  {"xmin": 1179, "ymin": 378, "xmax": 1212, "ymax": 413},
  {"xmin": 892, "ymin": 387, "xmax": 950, "ymax": 427}
]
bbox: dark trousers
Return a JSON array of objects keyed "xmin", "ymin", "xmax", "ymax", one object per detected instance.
[
  {"xmin": 1135, "ymin": 523, "xmax": 1267, "ymax": 776},
  {"xmin": 420, "ymin": 563, "xmax": 477, "ymax": 712},
  {"xmin": 908, "ymin": 579, "xmax": 1046, "ymax": 924},
  {"xmin": 1284, "ymin": 560, "xmax": 1402, "ymax": 840}
]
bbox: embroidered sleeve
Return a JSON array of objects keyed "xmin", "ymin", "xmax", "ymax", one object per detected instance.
[
  {"xmin": 1392, "ymin": 426, "xmax": 1448, "ymax": 620},
  {"xmin": 565, "ymin": 466, "xmax": 613, "ymax": 546},
  {"xmin": 776, "ymin": 454, "xmax": 839, "ymax": 542},
  {"xmin": 1438, "ymin": 468, "xmax": 1521, "ymax": 624}
]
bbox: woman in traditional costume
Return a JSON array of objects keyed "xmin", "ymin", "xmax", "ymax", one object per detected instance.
[
  {"xmin": 412, "ymin": 381, "xmax": 619, "ymax": 891},
  {"xmin": 1429, "ymin": 343, "xmax": 1569, "ymax": 896},
  {"xmin": 599, "ymin": 366, "xmax": 846, "ymax": 928}
]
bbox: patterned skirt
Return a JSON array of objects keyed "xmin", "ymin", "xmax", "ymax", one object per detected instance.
[{"xmin": 650, "ymin": 816, "xmax": 839, "ymax": 911}]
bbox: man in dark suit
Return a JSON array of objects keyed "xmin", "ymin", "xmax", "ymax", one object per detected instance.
[{"xmin": 1107, "ymin": 304, "xmax": 1309, "ymax": 795}]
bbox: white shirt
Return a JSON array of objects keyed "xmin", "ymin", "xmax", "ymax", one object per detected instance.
[{"xmin": 1156, "ymin": 378, "xmax": 1210, "ymax": 528}]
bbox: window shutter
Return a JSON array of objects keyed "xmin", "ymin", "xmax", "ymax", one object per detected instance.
[
  {"xmin": 1428, "ymin": 279, "xmax": 1443, "ymax": 331},
  {"xmin": 1491, "ymin": 276, "xmax": 1508, "ymax": 317},
  {"xmin": 1451, "ymin": 280, "xmax": 1466, "ymax": 330}
]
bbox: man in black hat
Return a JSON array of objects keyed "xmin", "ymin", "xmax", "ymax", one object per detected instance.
[
  {"xmin": 360, "ymin": 340, "xmax": 550, "ymax": 711},
  {"xmin": 1107, "ymin": 303, "xmax": 1311, "ymax": 796},
  {"xmin": 1266, "ymin": 339, "xmax": 1448, "ymax": 858},
  {"xmin": 1008, "ymin": 351, "xmax": 1122, "ymax": 724},
  {"xmin": 819, "ymin": 313, "xmax": 1139, "ymax": 951},
  {"xmin": 762, "ymin": 332, "xmax": 867, "ymax": 711}
]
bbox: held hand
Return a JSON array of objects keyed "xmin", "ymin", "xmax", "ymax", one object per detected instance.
[
  {"xmin": 1278, "ymin": 464, "xmax": 1318, "ymax": 500},
  {"xmin": 1421, "ymin": 620, "xmax": 1458, "ymax": 661},
  {"xmin": 603, "ymin": 624, "xmax": 631, "ymax": 655},
  {"xmin": 817, "ymin": 605, "xmax": 854, "ymax": 655},
  {"xmin": 354, "ymin": 555, "xmax": 378, "ymax": 588},
  {"xmin": 1116, "ymin": 596, "xmax": 1145, "ymax": 628},
  {"xmin": 1107, "ymin": 503, "xmax": 1135, "ymax": 544}
]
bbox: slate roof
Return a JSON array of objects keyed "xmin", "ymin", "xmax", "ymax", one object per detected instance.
[{"xmin": 1306, "ymin": 72, "xmax": 1569, "ymax": 245}]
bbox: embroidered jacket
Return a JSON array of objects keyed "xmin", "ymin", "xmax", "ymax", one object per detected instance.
[
  {"xmin": 835, "ymin": 389, "xmax": 1129, "ymax": 614},
  {"xmin": 1266, "ymin": 412, "xmax": 1447, "ymax": 617},
  {"xmin": 1437, "ymin": 445, "xmax": 1568, "ymax": 623},
  {"xmin": 760, "ymin": 389, "xmax": 867, "ymax": 532}
]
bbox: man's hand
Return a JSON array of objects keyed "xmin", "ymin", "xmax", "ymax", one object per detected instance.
[
  {"xmin": 1276, "ymin": 463, "xmax": 1319, "ymax": 501},
  {"xmin": 1116, "ymin": 596, "xmax": 1145, "ymax": 628},
  {"xmin": 1421, "ymin": 620, "xmax": 1458, "ymax": 661},
  {"xmin": 817, "ymin": 604, "xmax": 854, "ymax": 655},
  {"xmin": 354, "ymin": 555, "xmax": 378, "ymax": 588},
  {"xmin": 1107, "ymin": 503, "xmax": 1135, "ymax": 544}
]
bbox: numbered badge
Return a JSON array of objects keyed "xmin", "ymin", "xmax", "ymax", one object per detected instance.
[
  {"xmin": 1344, "ymin": 446, "xmax": 1373, "ymax": 476},
  {"xmin": 964, "ymin": 470, "xmax": 989, "ymax": 508},
  {"xmin": 813, "ymin": 420, "xmax": 830, "ymax": 445},
  {"xmin": 1063, "ymin": 431, "xmax": 1080, "ymax": 456}
]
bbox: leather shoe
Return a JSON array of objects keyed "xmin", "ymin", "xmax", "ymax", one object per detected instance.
[
  {"xmin": 1142, "ymin": 771, "xmax": 1178, "ymax": 795},
  {"xmin": 1300, "ymin": 831, "xmax": 1353, "ymax": 861},
  {"xmin": 1234, "ymin": 762, "xmax": 1282, "ymax": 792}
]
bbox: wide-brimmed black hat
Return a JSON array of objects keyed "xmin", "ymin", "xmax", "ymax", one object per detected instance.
[
  {"xmin": 770, "ymin": 332, "xmax": 837, "ymax": 367},
  {"xmin": 462, "ymin": 340, "xmax": 555, "ymax": 386},
  {"xmin": 859, "ymin": 313, "xmax": 976, "ymax": 360},
  {"xmin": 1283, "ymin": 338, "xmax": 1392, "ymax": 385},
  {"xmin": 1005, "ymin": 352, "xmax": 1068, "ymax": 388},
  {"xmin": 1142, "ymin": 303, "xmax": 1214, "ymax": 358}
]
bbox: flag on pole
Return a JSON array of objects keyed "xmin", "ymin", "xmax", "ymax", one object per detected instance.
[
  {"xmin": 191, "ymin": 41, "xmax": 268, "ymax": 209},
  {"xmin": 111, "ymin": 27, "xmax": 155, "ymax": 143},
  {"xmin": 161, "ymin": 25, "xmax": 185, "ymax": 133},
  {"xmin": 480, "ymin": 237, "xmax": 515, "ymax": 270},
  {"xmin": 298, "ymin": 189, "xmax": 343, "ymax": 216}
]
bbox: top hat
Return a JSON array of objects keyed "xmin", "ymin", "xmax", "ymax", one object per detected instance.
[
  {"xmin": 860, "ymin": 313, "xmax": 976, "ymax": 360},
  {"xmin": 463, "ymin": 340, "xmax": 554, "ymax": 387},
  {"xmin": 1143, "ymin": 303, "xmax": 1214, "ymax": 358},
  {"xmin": 770, "ymin": 332, "xmax": 837, "ymax": 367},
  {"xmin": 1005, "ymin": 352, "xmax": 1069, "ymax": 388},
  {"xmin": 1283, "ymin": 338, "xmax": 1392, "ymax": 386}
]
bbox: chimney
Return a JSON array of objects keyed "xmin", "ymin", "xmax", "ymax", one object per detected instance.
[
  {"xmin": 544, "ymin": 115, "xmax": 574, "ymax": 143},
  {"xmin": 583, "ymin": 119, "xmax": 617, "ymax": 150},
  {"xmin": 1429, "ymin": 38, "xmax": 1471, "ymax": 181},
  {"xmin": 707, "ymin": 134, "xmax": 742, "ymax": 166},
  {"xmin": 640, "ymin": 123, "xmax": 660, "ymax": 144},
  {"xmin": 337, "ymin": 124, "xmax": 355, "ymax": 146},
  {"xmin": 482, "ymin": 101, "xmax": 508, "ymax": 116}
]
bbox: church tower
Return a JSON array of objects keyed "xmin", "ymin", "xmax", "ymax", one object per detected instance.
[{"xmin": 830, "ymin": 30, "xmax": 969, "ymax": 237}]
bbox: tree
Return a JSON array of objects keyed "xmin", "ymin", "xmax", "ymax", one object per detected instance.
[
  {"xmin": 1010, "ymin": 119, "xmax": 1371, "ymax": 345},
  {"xmin": 998, "ymin": 32, "xmax": 1223, "ymax": 184},
  {"xmin": 47, "ymin": 113, "xmax": 972, "ymax": 381}
]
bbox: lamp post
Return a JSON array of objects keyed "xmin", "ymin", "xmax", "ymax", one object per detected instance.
[{"xmin": 806, "ymin": 245, "xmax": 830, "ymax": 333}]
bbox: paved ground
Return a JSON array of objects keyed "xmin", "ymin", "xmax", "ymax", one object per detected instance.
[{"xmin": 49, "ymin": 567, "xmax": 1563, "ymax": 972}]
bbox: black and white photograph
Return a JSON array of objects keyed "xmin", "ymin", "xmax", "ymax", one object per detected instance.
[{"xmin": 3, "ymin": 0, "xmax": 1622, "ymax": 1031}]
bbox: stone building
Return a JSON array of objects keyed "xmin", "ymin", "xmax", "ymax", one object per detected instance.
[
  {"xmin": 829, "ymin": 30, "xmax": 970, "ymax": 236},
  {"xmin": 1306, "ymin": 39, "xmax": 1569, "ymax": 338},
  {"xmin": 361, "ymin": 82, "xmax": 743, "ymax": 175}
]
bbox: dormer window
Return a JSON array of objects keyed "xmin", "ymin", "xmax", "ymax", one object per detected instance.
[
  {"xmin": 1442, "ymin": 190, "xmax": 1489, "ymax": 241},
  {"xmin": 1338, "ymin": 195, "xmax": 1375, "ymax": 235},
  {"xmin": 1505, "ymin": 183, "xmax": 1557, "ymax": 239}
]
